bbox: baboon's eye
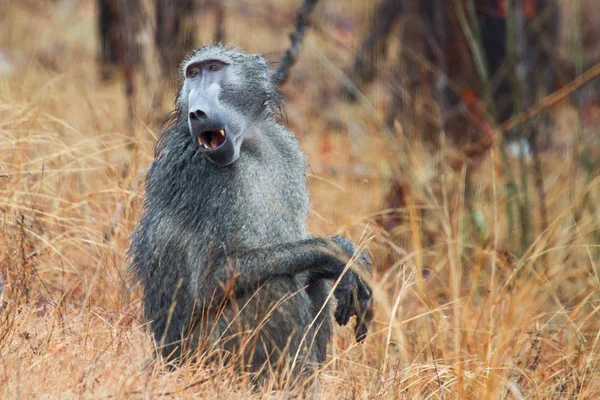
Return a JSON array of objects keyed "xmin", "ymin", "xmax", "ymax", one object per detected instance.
[
  {"xmin": 189, "ymin": 70, "xmax": 198, "ymax": 78},
  {"xmin": 209, "ymin": 64, "xmax": 221, "ymax": 72}
]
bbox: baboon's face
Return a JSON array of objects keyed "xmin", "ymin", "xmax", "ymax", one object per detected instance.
[{"xmin": 180, "ymin": 47, "xmax": 277, "ymax": 166}]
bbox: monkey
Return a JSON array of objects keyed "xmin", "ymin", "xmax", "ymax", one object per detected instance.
[{"xmin": 128, "ymin": 45, "xmax": 373, "ymax": 387}]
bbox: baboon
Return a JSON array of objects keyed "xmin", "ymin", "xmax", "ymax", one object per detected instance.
[{"xmin": 128, "ymin": 45, "xmax": 373, "ymax": 386}]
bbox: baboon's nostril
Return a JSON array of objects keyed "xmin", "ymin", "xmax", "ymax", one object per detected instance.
[{"xmin": 190, "ymin": 109, "xmax": 207, "ymax": 120}]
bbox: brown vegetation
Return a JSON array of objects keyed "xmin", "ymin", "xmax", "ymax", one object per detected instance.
[{"xmin": 0, "ymin": 0, "xmax": 599, "ymax": 398}]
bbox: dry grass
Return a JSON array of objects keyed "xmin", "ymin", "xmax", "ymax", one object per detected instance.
[{"xmin": 1, "ymin": 1, "xmax": 599, "ymax": 398}]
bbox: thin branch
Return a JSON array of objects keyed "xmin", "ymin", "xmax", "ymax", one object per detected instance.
[
  {"xmin": 500, "ymin": 61, "xmax": 600, "ymax": 133},
  {"xmin": 275, "ymin": 0, "xmax": 320, "ymax": 85}
]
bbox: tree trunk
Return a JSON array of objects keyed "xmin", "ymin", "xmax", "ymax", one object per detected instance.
[
  {"xmin": 155, "ymin": 0, "xmax": 197, "ymax": 84},
  {"xmin": 97, "ymin": 0, "xmax": 123, "ymax": 80}
]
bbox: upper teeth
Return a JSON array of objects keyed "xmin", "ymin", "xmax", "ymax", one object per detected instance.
[{"xmin": 197, "ymin": 130, "xmax": 225, "ymax": 149}]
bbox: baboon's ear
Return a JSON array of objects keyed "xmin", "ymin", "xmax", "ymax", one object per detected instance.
[
  {"xmin": 252, "ymin": 54, "xmax": 269, "ymax": 66},
  {"xmin": 271, "ymin": 69, "xmax": 284, "ymax": 87},
  {"xmin": 261, "ymin": 56, "xmax": 283, "ymax": 86}
]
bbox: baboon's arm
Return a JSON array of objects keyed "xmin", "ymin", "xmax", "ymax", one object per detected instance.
[
  {"xmin": 199, "ymin": 236, "xmax": 357, "ymax": 305},
  {"xmin": 198, "ymin": 236, "xmax": 373, "ymax": 342}
]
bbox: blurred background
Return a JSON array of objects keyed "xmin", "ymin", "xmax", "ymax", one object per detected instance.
[{"xmin": 1, "ymin": 0, "xmax": 600, "ymax": 397}]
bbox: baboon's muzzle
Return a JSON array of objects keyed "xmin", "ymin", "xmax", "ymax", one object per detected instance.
[{"xmin": 189, "ymin": 112, "xmax": 237, "ymax": 166}]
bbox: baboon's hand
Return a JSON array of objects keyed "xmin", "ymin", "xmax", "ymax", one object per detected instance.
[
  {"xmin": 330, "ymin": 236, "xmax": 373, "ymax": 342},
  {"xmin": 334, "ymin": 270, "xmax": 373, "ymax": 342}
]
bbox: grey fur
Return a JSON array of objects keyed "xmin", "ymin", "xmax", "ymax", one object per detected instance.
[{"xmin": 128, "ymin": 44, "xmax": 372, "ymax": 387}]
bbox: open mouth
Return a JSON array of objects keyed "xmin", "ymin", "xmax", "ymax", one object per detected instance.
[{"xmin": 197, "ymin": 129, "xmax": 226, "ymax": 150}]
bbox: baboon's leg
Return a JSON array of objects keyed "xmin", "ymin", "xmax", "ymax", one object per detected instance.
[
  {"xmin": 144, "ymin": 284, "xmax": 193, "ymax": 362},
  {"xmin": 305, "ymin": 279, "xmax": 334, "ymax": 364}
]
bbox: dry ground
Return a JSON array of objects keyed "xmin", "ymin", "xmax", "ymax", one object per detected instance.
[{"xmin": 1, "ymin": 1, "xmax": 600, "ymax": 398}]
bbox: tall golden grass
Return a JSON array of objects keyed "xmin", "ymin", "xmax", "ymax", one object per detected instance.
[{"xmin": 1, "ymin": 1, "xmax": 599, "ymax": 398}]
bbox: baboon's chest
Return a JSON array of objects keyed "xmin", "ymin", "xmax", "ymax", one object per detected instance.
[
  {"xmin": 160, "ymin": 140, "xmax": 309, "ymax": 246},
  {"xmin": 230, "ymin": 162, "xmax": 308, "ymax": 243}
]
